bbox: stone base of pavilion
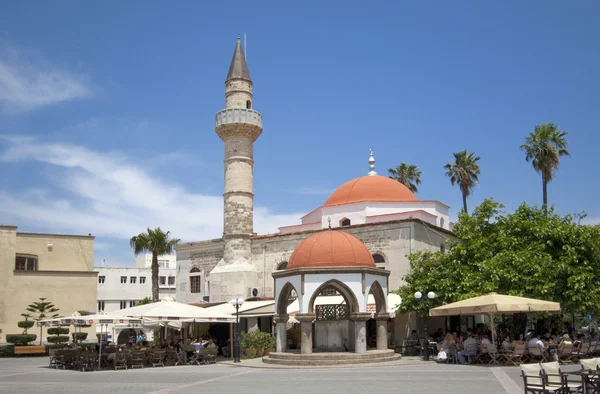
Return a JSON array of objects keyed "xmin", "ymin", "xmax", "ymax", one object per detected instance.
[{"xmin": 262, "ymin": 349, "xmax": 401, "ymax": 366}]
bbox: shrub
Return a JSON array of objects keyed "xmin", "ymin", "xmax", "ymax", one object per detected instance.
[
  {"xmin": 17, "ymin": 321, "xmax": 35, "ymax": 332},
  {"xmin": 71, "ymin": 332, "xmax": 88, "ymax": 341},
  {"xmin": 46, "ymin": 336, "xmax": 69, "ymax": 344},
  {"xmin": 6, "ymin": 334, "xmax": 37, "ymax": 346},
  {"xmin": 240, "ymin": 330, "xmax": 275, "ymax": 349},
  {"xmin": 45, "ymin": 344, "xmax": 69, "ymax": 352},
  {"xmin": 47, "ymin": 327, "xmax": 69, "ymax": 335},
  {"xmin": 0, "ymin": 345, "xmax": 14, "ymax": 357}
]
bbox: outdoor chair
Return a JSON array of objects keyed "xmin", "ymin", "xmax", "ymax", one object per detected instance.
[
  {"xmin": 188, "ymin": 351, "xmax": 203, "ymax": 365},
  {"xmin": 558, "ymin": 343, "xmax": 574, "ymax": 364},
  {"xmin": 503, "ymin": 343, "xmax": 525, "ymax": 366},
  {"xmin": 484, "ymin": 344, "xmax": 502, "ymax": 365},
  {"xmin": 540, "ymin": 361, "xmax": 584, "ymax": 394},
  {"xmin": 130, "ymin": 351, "xmax": 145, "ymax": 369},
  {"xmin": 114, "ymin": 351, "xmax": 127, "ymax": 370},
  {"xmin": 529, "ymin": 345, "xmax": 549, "ymax": 363},
  {"xmin": 78, "ymin": 352, "xmax": 97, "ymax": 372},
  {"xmin": 575, "ymin": 343, "xmax": 591, "ymax": 362},
  {"xmin": 521, "ymin": 363, "xmax": 564, "ymax": 394},
  {"xmin": 580, "ymin": 358, "xmax": 600, "ymax": 394},
  {"xmin": 199, "ymin": 347, "xmax": 218, "ymax": 364},
  {"xmin": 152, "ymin": 350, "xmax": 166, "ymax": 367},
  {"xmin": 588, "ymin": 343, "xmax": 598, "ymax": 358}
]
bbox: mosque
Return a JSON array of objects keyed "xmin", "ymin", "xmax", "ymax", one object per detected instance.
[{"xmin": 175, "ymin": 36, "xmax": 454, "ymax": 349}]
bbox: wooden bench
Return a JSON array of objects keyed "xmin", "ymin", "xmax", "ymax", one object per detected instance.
[{"xmin": 14, "ymin": 346, "xmax": 46, "ymax": 355}]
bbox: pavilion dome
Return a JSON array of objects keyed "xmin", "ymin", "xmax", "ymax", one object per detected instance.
[
  {"xmin": 322, "ymin": 175, "xmax": 418, "ymax": 207},
  {"xmin": 286, "ymin": 230, "xmax": 376, "ymax": 269}
]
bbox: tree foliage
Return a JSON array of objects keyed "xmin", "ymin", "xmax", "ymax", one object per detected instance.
[
  {"xmin": 26, "ymin": 298, "xmax": 59, "ymax": 345},
  {"xmin": 396, "ymin": 199, "xmax": 600, "ymax": 316},
  {"xmin": 130, "ymin": 227, "xmax": 180, "ymax": 302},
  {"xmin": 388, "ymin": 163, "xmax": 423, "ymax": 193},
  {"xmin": 521, "ymin": 122, "xmax": 569, "ymax": 207},
  {"xmin": 444, "ymin": 149, "xmax": 481, "ymax": 213}
]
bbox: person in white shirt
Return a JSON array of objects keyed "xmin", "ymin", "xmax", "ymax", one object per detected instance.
[
  {"xmin": 458, "ymin": 334, "xmax": 478, "ymax": 364},
  {"xmin": 528, "ymin": 334, "xmax": 547, "ymax": 357},
  {"xmin": 480, "ymin": 335, "xmax": 492, "ymax": 346}
]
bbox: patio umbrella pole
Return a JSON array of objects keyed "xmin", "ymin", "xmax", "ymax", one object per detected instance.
[{"xmin": 490, "ymin": 314, "xmax": 495, "ymax": 345}]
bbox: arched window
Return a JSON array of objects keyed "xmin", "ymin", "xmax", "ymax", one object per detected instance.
[
  {"xmin": 190, "ymin": 267, "xmax": 202, "ymax": 294},
  {"xmin": 340, "ymin": 218, "xmax": 351, "ymax": 227},
  {"xmin": 246, "ymin": 100, "xmax": 252, "ymax": 109},
  {"xmin": 372, "ymin": 253, "xmax": 386, "ymax": 269},
  {"xmin": 276, "ymin": 261, "xmax": 288, "ymax": 270},
  {"xmin": 440, "ymin": 217, "xmax": 445, "ymax": 228},
  {"xmin": 440, "ymin": 243, "xmax": 446, "ymax": 254}
]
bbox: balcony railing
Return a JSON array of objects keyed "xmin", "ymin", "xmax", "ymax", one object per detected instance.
[{"xmin": 215, "ymin": 108, "xmax": 262, "ymax": 128}]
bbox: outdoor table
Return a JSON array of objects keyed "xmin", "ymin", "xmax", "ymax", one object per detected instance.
[{"xmin": 569, "ymin": 370, "xmax": 598, "ymax": 394}]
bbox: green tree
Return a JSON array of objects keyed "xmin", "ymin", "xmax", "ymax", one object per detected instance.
[
  {"xmin": 137, "ymin": 297, "xmax": 152, "ymax": 306},
  {"xmin": 520, "ymin": 122, "xmax": 570, "ymax": 207},
  {"xmin": 444, "ymin": 150, "xmax": 481, "ymax": 214},
  {"xmin": 388, "ymin": 163, "xmax": 423, "ymax": 193},
  {"xmin": 130, "ymin": 227, "xmax": 180, "ymax": 302},
  {"xmin": 395, "ymin": 199, "xmax": 600, "ymax": 318},
  {"xmin": 26, "ymin": 298, "xmax": 59, "ymax": 345}
]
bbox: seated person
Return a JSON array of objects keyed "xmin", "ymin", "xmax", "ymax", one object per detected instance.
[{"xmin": 458, "ymin": 334, "xmax": 478, "ymax": 364}]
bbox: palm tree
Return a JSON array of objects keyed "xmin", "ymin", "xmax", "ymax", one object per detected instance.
[
  {"xmin": 520, "ymin": 122, "xmax": 569, "ymax": 207},
  {"xmin": 444, "ymin": 150, "xmax": 481, "ymax": 214},
  {"xmin": 26, "ymin": 297, "xmax": 59, "ymax": 345},
  {"xmin": 130, "ymin": 227, "xmax": 180, "ymax": 302},
  {"xmin": 388, "ymin": 163, "xmax": 423, "ymax": 193}
]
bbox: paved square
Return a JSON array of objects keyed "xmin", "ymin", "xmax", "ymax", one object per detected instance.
[{"xmin": 0, "ymin": 356, "xmax": 547, "ymax": 394}]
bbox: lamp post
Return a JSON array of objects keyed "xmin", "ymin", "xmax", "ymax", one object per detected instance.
[
  {"xmin": 415, "ymin": 291, "xmax": 436, "ymax": 361},
  {"xmin": 228, "ymin": 298, "xmax": 244, "ymax": 363}
]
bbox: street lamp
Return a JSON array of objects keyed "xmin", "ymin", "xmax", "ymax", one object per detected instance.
[
  {"xmin": 228, "ymin": 298, "xmax": 244, "ymax": 363},
  {"xmin": 415, "ymin": 291, "xmax": 436, "ymax": 361}
]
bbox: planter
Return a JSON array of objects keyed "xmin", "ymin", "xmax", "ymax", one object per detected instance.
[
  {"xmin": 263, "ymin": 348, "xmax": 274, "ymax": 356},
  {"xmin": 244, "ymin": 348, "xmax": 257, "ymax": 358},
  {"xmin": 256, "ymin": 348, "xmax": 264, "ymax": 357}
]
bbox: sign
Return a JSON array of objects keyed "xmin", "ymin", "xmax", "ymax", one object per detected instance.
[{"xmin": 589, "ymin": 315, "xmax": 594, "ymax": 321}]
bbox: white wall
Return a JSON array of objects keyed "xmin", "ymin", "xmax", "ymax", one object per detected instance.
[{"xmin": 135, "ymin": 253, "xmax": 177, "ymax": 269}]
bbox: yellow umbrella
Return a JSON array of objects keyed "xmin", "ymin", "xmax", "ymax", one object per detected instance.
[{"xmin": 429, "ymin": 293, "xmax": 561, "ymax": 344}]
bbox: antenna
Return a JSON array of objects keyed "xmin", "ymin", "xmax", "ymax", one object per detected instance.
[{"xmin": 244, "ymin": 32, "xmax": 247, "ymax": 59}]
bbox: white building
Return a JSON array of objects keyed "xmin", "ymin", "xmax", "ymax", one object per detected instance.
[{"xmin": 96, "ymin": 254, "xmax": 177, "ymax": 314}]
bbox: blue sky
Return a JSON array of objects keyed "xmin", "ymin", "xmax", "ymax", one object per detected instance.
[{"xmin": 0, "ymin": 1, "xmax": 598, "ymax": 267}]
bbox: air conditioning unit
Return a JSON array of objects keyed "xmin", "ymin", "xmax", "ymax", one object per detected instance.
[{"xmin": 247, "ymin": 287, "xmax": 259, "ymax": 298}]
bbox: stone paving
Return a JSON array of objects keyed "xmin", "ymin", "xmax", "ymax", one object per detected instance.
[{"xmin": 0, "ymin": 356, "xmax": 583, "ymax": 394}]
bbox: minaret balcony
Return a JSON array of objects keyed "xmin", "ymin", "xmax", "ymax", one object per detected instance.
[{"xmin": 215, "ymin": 108, "xmax": 262, "ymax": 129}]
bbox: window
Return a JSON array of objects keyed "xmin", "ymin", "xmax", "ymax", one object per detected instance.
[
  {"xmin": 246, "ymin": 100, "xmax": 252, "ymax": 109},
  {"xmin": 130, "ymin": 276, "xmax": 136, "ymax": 284},
  {"xmin": 129, "ymin": 301, "xmax": 136, "ymax": 307},
  {"xmin": 158, "ymin": 259, "xmax": 169, "ymax": 268},
  {"xmin": 159, "ymin": 276, "xmax": 166, "ymax": 285},
  {"xmin": 277, "ymin": 261, "xmax": 288, "ymax": 270},
  {"xmin": 98, "ymin": 276, "xmax": 105, "ymax": 284},
  {"xmin": 120, "ymin": 276, "xmax": 127, "ymax": 284},
  {"xmin": 140, "ymin": 276, "xmax": 146, "ymax": 284},
  {"xmin": 372, "ymin": 253, "xmax": 386, "ymax": 269},
  {"xmin": 168, "ymin": 276, "xmax": 175, "ymax": 285},
  {"xmin": 340, "ymin": 218, "xmax": 351, "ymax": 227},
  {"xmin": 120, "ymin": 301, "xmax": 127, "ymax": 309},
  {"xmin": 98, "ymin": 301, "xmax": 105, "ymax": 312},
  {"xmin": 15, "ymin": 255, "xmax": 37, "ymax": 271},
  {"xmin": 440, "ymin": 243, "xmax": 446, "ymax": 254},
  {"xmin": 440, "ymin": 217, "xmax": 445, "ymax": 228},
  {"xmin": 190, "ymin": 267, "xmax": 201, "ymax": 294}
]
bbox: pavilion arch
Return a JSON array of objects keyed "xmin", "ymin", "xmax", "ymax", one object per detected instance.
[
  {"xmin": 368, "ymin": 280, "xmax": 387, "ymax": 314},
  {"xmin": 308, "ymin": 279, "xmax": 359, "ymax": 314},
  {"xmin": 276, "ymin": 281, "xmax": 299, "ymax": 316}
]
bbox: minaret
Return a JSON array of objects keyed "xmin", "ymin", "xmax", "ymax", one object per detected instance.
[{"xmin": 215, "ymin": 35, "xmax": 262, "ymax": 268}]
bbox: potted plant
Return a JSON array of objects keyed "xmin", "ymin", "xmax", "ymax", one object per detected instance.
[
  {"xmin": 6, "ymin": 313, "xmax": 39, "ymax": 354},
  {"xmin": 263, "ymin": 333, "xmax": 277, "ymax": 356},
  {"xmin": 240, "ymin": 331, "xmax": 257, "ymax": 358}
]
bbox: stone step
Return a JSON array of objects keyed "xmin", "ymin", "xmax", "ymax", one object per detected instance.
[
  {"xmin": 267, "ymin": 350, "xmax": 396, "ymax": 360},
  {"xmin": 262, "ymin": 353, "xmax": 402, "ymax": 366}
]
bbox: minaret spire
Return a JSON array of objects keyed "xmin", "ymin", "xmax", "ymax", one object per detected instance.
[
  {"xmin": 367, "ymin": 149, "xmax": 377, "ymax": 176},
  {"xmin": 226, "ymin": 33, "xmax": 251, "ymax": 82}
]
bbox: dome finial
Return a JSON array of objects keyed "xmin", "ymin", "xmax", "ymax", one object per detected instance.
[
  {"xmin": 237, "ymin": 33, "xmax": 241, "ymax": 41},
  {"xmin": 367, "ymin": 149, "xmax": 377, "ymax": 176}
]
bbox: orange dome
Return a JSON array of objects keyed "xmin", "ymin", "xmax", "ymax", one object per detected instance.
[
  {"xmin": 287, "ymin": 230, "xmax": 376, "ymax": 269},
  {"xmin": 323, "ymin": 175, "xmax": 418, "ymax": 207}
]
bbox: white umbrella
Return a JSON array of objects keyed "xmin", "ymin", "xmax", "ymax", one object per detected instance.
[{"xmin": 123, "ymin": 300, "xmax": 235, "ymax": 322}]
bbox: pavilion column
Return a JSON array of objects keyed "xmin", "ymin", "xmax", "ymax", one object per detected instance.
[
  {"xmin": 350, "ymin": 312, "xmax": 371, "ymax": 354},
  {"xmin": 375, "ymin": 313, "xmax": 390, "ymax": 351},
  {"xmin": 273, "ymin": 314, "xmax": 289, "ymax": 353},
  {"xmin": 295, "ymin": 313, "xmax": 316, "ymax": 355}
]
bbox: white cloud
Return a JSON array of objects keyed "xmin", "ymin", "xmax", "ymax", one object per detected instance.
[
  {"xmin": 0, "ymin": 136, "xmax": 304, "ymax": 242},
  {"xmin": 0, "ymin": 42, "xmax": 93, "ymax": 114}
]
